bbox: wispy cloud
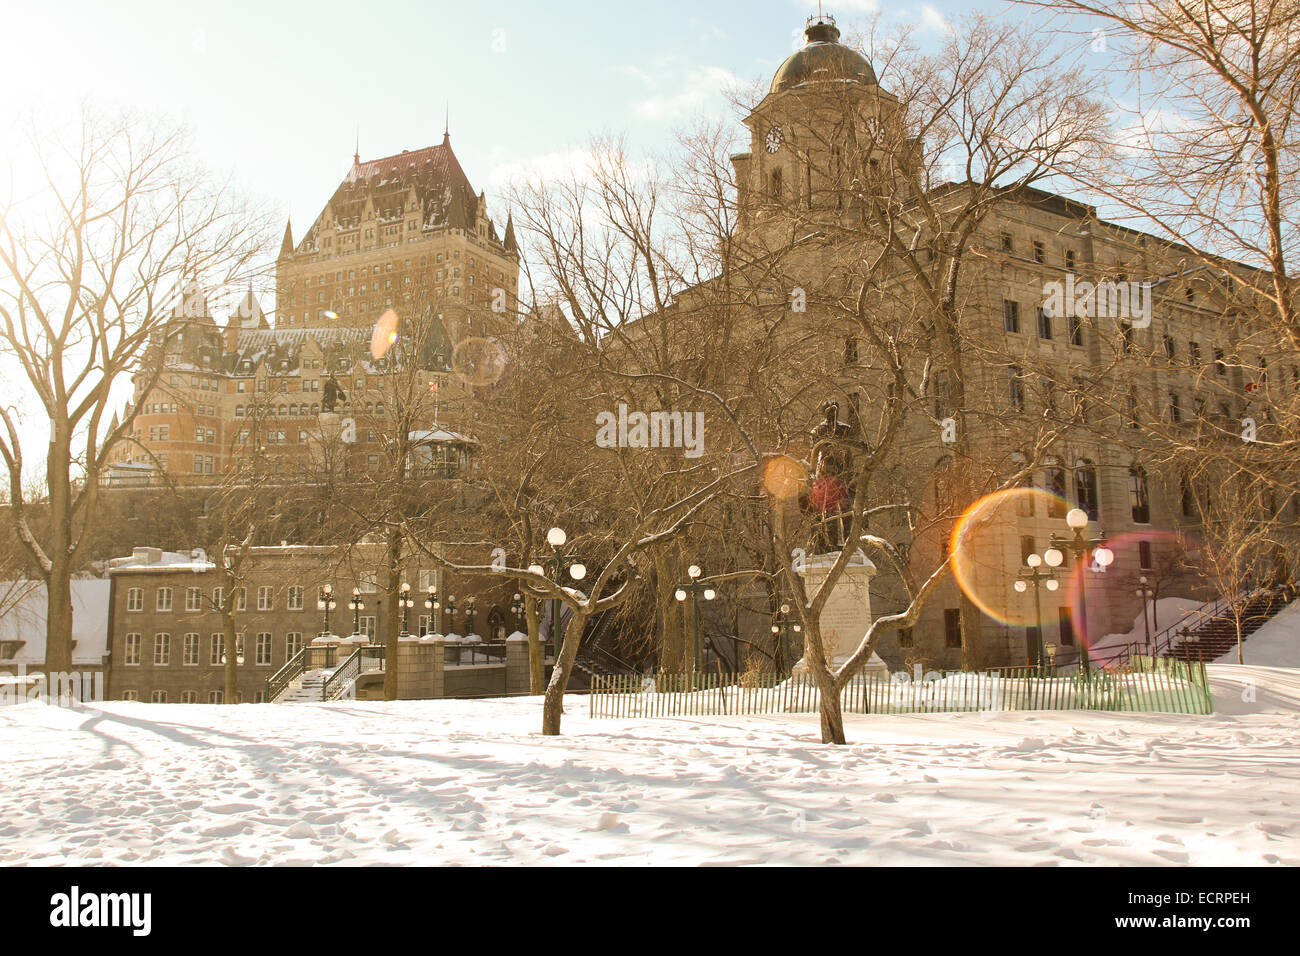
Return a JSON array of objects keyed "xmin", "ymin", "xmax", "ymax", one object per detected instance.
[{"xmin": 621, "ymin": 58, "xmax": 740, "ymax": 122}]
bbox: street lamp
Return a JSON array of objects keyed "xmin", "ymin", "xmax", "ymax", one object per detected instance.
[
  {"xmin": 349, "ymin": 587, "xmax": 364, "ymax": 637},
  {"xmin": 464, "ymin": 595, "xmax": 478, "ymax": 635},
  {"xmin": 770, "ymin": 601, "xmax": 802, "ymax": 675},
  {"xmin": 510, "ymin": 592, "xmax": 525, "ymax": 629},
  {"xmin": 1048, "ymin": 507, "xmax": 1114, "ymax": 675},
  {"xmin": 1135, "ymin": 575, "xmax": 1156, "ymax": 656},
  {"xmin": 1014, "ymin": 553, "xmax": 1059, "ymax": 673},
  {"xmin": 317, "ymin": 583, "xmax": 336, "ymax": 637},
  {"xmin": 424, "ymin": 586, "xmax": 440, "ymax": 635},
  {"xmin": 444, "ymin": 594, "xmax": 457, "ymax": 634},
  {"xmin": 1045, "ymin": 642, "xmax": 1059, "ymax": 675},
  {"xmin": 397, "ymin": 582, "xmax": 415, "ymax": 636},
  {"xmin": 675, "ymin": 564, "xmax": 716, "ymax": 678},
  {"xmin": 534, "ymin": 527, "xmax": 585, "ymax": 661}
]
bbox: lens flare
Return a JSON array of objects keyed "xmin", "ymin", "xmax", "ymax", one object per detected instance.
[
  {"xmin": 323, "ymin": 310, "xmax": 338, "ymax": 321},
  {"xmin": 371, "ymin": 309, "xmax": 399, "ymax": 359},
  {"xmin": 810, "ymin": 475, "xmax": 848, "ymax": 514},
  {"xmin": 950, "ymin": 487, "xmax": 1071, "ymax": 628},
  {"xmin": 762, "ymin": 455, "xmax": 806, "ymax": 499},
  {"xmin": 451, "ymin": 336, "xmax": 507, "ymax": 387}
]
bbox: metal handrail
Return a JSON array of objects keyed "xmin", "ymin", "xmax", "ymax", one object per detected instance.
[
  {"xmin": 322, "ymin": 648, "xmax": 361, "ymax": 701},
  {"xmin": 267, "ymin": 647, "xmax": 309, "ymax": 702}
]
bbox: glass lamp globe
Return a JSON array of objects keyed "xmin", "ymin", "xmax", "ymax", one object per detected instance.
[
  {"xmin": 674, "ymin": 589, "xmax": 687, "ymax": 602},
  {"xmin": 569, "ymin": 563, "xmax": 587, "ymax": 581},
  {"xmin": 527, "ymin": 564, "xmax": 544, "ymax": 576},
  {"xmin": 323, "ymin": 583, "xmax": 333, "ymax": 595},
  {"xmin": 1066, "ymin": 508, "xmax": 1089, "ymax": 529},
  {"xmin": 1026, "ymin": 553, "xmax": 1042, "ymax": 568},
  {"xmin": 1043, "ymin": 548, "xmax": 1064, "ymax": 567},
  {"xmin": 1094, "ymin": 546, "xmax": 1115, "ymax": 567},
  {"xmin": 771, "ymin": 625, "xmax": 780, "ymax": 634},
  {"xmin": 780, "ymin": 603, "xmax": 790, "ymax": 615},
  {"xmin": 546, "ymin": 527, "xmax": 567, "ymax": 548},
  {"xmin": 687, "ymin": 565, "xmax": 701, "ymax": 579},
  {"xmin": 1045, "ymin": 579, "xmax": 1059, "ymax": 591},
  {"xmin": 1014, "ymin": 580, "xmax": 1028, "ymax": 593},
  {"xmin": 703, "ymin": 588, "xmax": 716, "ymax": 601}
]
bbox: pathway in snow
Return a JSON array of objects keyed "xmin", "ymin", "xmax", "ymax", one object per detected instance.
[{"xmin": 0, "ymin": 664, "xmax": 1296, "ymax": 865}]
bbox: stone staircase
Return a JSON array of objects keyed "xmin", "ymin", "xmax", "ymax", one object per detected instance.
[
  {"xmin": 277, "ymin": 669, "xmax": 332, "ymax": 703},
  {"xmin": 1162, "ymin": 589, "xmax": 1293, "ymax": 663}
]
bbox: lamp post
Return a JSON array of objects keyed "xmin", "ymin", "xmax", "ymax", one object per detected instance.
[
  {"xmin": 1014, "ymin": 553, "xmax": 1059, "ymax": 674},
  {"xmin": 397, "ymin": 582, "xmax": 415, "ymax": 636},
  {"xmin": 423, "ymin": 586, "xmax": 440, "ymax": 635},
  {"xmin": 674, "ymin": 564, "xmax": 716, "ymax": 678},
  {"xmin": 464, "ymin": 595, "xmax": 478, "ymax": 636},
  {"xmin": 770, "ymin": 601, "xmax": 802, "ymax": 676},
  {"xmin": 1045, "ymin": 642, "xmax": 1059, "ymax": 676},
  {"xmin": 317, "ymin": 584, "xmax": 336, "ymax": 637},
  {"xmin": 348, "ymin": 587, "xmax": 364, "ymax": 637},
  {"xmin": 1135, "ymin": 575, "xmax": 1156, "ymax": 656},
  {"xmin": 1047, "ymin": 508, "xmax": 1114, "ymax": 675},
  {"xmin": 530, "ymin": 527, "xmax": 586, "ymax": 661},
  {"xmin": 444, "ymin": 594, "xmax": 457, "ymax": 634},
  {"xmin": 510, "ymin": 592, "xmax": 525, "ymax": 629}
]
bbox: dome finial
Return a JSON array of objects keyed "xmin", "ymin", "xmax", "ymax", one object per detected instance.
[{"xmin": 805, "ymin": 12, "xmax": 840, "ymax": 45}]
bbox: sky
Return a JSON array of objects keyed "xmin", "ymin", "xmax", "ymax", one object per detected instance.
[{"xmin": 0, "ymin": 0, "xmax": 994, "ymax": 251}]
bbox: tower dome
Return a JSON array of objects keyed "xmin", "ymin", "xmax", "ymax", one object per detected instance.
[{"xmin": 771, "ymin": 15, "xmax": 877, "ymax": 93}]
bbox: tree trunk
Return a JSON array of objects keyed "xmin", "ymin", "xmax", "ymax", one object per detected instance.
[
  {"xmin": 382, "ymin": 528, "xmax": 403, "ymax": 701},
  {"xmin": 525, "ymin": 596, "xmax": 543, "ymax": 694},
  {"xmin": 542, "ymin": 610, "xmax": 588, "ymax": 735},
  {"xmin": 804, "ymin": 620, "xmax": 847, "ymax": 745},
  {"xmin": 43, "ymin": 561, "xmax": 74, "ymax": 677},
  {"xmin": 221, "ymin": 610, "xmax": 239, "ymax": 704},
  {"xmin": 655, "ymin": 552, "xmax": 684, "ymax": 671}
]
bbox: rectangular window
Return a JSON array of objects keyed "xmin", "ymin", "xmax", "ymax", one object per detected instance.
[
  {"xmin": 1020, "ymin": 536, "xmax": 1036, "ymax": 564},
  {"xmin": 208, "ymin": 690, "xmax": 224, "ymax": 704},
  {"xmin": 127, "ymin": 587, "xmax": 143, "ymax": 612},
  {"xmin": 124, "ymin": 633, "xmax": 141, "ymax": 665},
  {"xmin": 183, "ymin": 633, "xmax": 200, "ymax": 665},
  {"xmin": 1121, "ymin": 322, "xmax": 1134, "ymax": 353},
  {"xmin": 256, "ymin": 632, "xmax": 273, "ymax": 666},
  {"xmin": 1058, "ymin": 607, "xmax": 1075, "ymax": 646},
  {"xmin": 210, "ymin": 633, "xmax": 224, "ymax": 666},
  {"xmin": 121, "ymin": 690, "xmax": 139, "ymax": 701},
  {"xmin": 285, "ymin": 633, "xmax": 303, "ymax": 660},
  {"xmin": 151, "ymin": 690, "xmax": 168, "ymax": 704},
  {"xmin": 898, "ymin": 627, "xmax": 914, "ymax": 648},
  {"xmin": 358, "ymin": 572, "xmax": 378, "ymax": 593},
  {"xmin": 360, "ymin": 616, "xmax": 377, "ymax": 639},
  {"xmin": 1003, "ymin": 299, "xmax": 1020, "ymax": 333},
  {"xmin": 999, "ymin": 233, "xmax": 1013, "ymax": 253},
  {"xmin": 153, "ymin": 633, "xmax": 170, "ymax": 665},
  {"xmin": 156, "ymin": 587, "xmax": 173, "ymax": 612},
  {"xmin": 186, "ymin": 587, "xmax": 202, "ymax": 612},
  {"xmin": 287, "ymin": 586, "xmax": 304, "ymax": 611},
  {"xmin": 1032, "ymin": 240, "xmax": 1045, "ymax": 263},
  {"xmin": 943, "ymin": 609, "xmax": 963, "ymax": 649},
  {"xmin": 1189, "ymin": 341, "xmax": 1201, "ymax": 364},
  {"xmin": 1068, "ymin": 314, "xmax": 1083, "ymax": 347},
  {"xmin": 1008, "ymin": 365, "xmax": 1025, "ymax": 410},
  {"xmin": 257, "ymin": 586, "xmax": 273, "ymax": 611},
  {"xmin": 236, "ymin": 588, "xmax": 247, "ymax": 612},
  {"xmin": 1036, "ymin": 308, "xmax": 1052, "ymax": 340},
  {"xmin": 1214, "ymin": 347, "xmax": 1227, "ymax": 374},
  {"xmin": 1138, "ymin": 540, "xmax": 1153, "ymax": 570}
]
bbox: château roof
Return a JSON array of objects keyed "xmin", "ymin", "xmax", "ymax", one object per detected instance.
[{"xmin": 299, "ymin": 136, "xmax": 493, "ymax": 248}]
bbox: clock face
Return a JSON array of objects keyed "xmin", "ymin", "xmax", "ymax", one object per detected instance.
[{"xmin": 765, "ymin": 125, "xmax": 783, "ymax": 153}]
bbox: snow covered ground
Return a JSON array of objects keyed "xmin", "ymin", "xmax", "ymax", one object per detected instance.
[{"xmin": 1, "ymin": 663, "xmax": 1297, "ymax": 866}]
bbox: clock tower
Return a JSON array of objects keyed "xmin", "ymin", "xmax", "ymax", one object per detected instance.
[{"xmin": 732, "ymin": 14, "xmax": 909, "ymax": 244}]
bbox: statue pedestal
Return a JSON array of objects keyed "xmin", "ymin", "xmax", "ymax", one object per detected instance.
[{"xmin": 791, "ymin": 550, "xmax": 888, "ymax": 676}]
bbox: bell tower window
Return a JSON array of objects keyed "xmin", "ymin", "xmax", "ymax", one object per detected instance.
[{"xmin": 769, "ymin": 167, "xmax": 783, "ymax": 202}]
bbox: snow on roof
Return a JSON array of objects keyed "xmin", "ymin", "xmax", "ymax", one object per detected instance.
[
  {"xmin": 108, "ymin": 548, "xmax": 215, "ymax": 574},
  {"xmin": 0, "ymin": 580, "xmax": 111, "ymax": 664},
  {"xmin": 409, "ymin": 428, "xmax": 476, "ymax": 444}
]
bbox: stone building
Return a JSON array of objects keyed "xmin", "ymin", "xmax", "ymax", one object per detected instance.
[
  {"xmin": 104, "ymin": 545, "xmax": 516, "ymax": 703},
  {"xmin": 666, "ymin": 15, "xmax": 1296, "ymax": 669},
  {"xmin": 105, "ymin": 134, "xmax": 517, "ymax": 486}
]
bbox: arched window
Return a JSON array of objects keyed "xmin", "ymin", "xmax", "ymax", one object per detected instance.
[
  {"xmin": 1129, "ymin": 464, "xmax": 1151, "ymax": 524},
  {"xmin": 1074, "ymin": 458, "xmax": 1099, "ymax": 520}
]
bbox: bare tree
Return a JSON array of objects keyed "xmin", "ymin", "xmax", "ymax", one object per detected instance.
[{"xmin": 0, "ymin": 109, "xmax": 269, "ymax": 676}]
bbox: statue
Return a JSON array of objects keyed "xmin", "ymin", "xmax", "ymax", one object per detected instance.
[
  {"xmin": 806, "ymin": 400, "xmax": 867, "ymax": 552},
  {"xmin": 322, "ymin": 373, "xmax": 346, "ymax": 414}
]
